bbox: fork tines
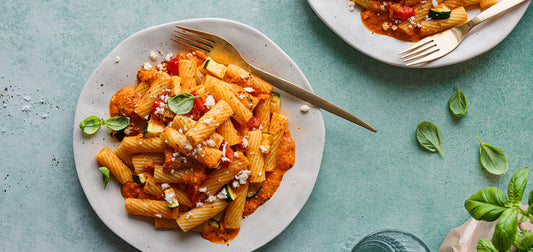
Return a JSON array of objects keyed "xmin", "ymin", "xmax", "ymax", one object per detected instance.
[
  {"xmin": 398, "ymin": 37, "xmax": 441, "ymax": 66},
  {"xmin": 171, "ymin": 26, "xmax": 215, "ymax": 53}
]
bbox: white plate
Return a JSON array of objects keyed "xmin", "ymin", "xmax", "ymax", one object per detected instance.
[
  {"xmin": 73, "ymin": 18, "xmax": 325, "ymax": 251},
  {"xmin": 307, "ymin": 0, "xmax": 530, "ymax": 68}
]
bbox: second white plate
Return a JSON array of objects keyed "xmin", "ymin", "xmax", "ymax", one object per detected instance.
[{"xmin": 307, "ymin": 0, "xmax": 530, "ymax": 68}]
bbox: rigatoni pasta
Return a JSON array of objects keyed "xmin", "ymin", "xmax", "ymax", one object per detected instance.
[
  {"xmin": 349, "ymin": 0, "xmax": 495, "ymax": 42},
  {"xmin": 92, "ymin": 50, "xmax": 296, "ymax": 244}
]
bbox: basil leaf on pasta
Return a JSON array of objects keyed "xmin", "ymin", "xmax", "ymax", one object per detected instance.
[
  {"xmin": 79, "ymin": 116, "xmax": 103, "ymax": 135},
  {"xmin": 167, "ymin": 93, "xmax": 199, "ymax": 115},
  {"xmin": 99, "ymin": 167, "xmax": 110, "ymax": 189},
  {"xmin": 105, "ymin": 116, "xmax": 130, "ymax": 131}
]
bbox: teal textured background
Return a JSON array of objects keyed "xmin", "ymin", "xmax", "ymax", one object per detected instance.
[{"xmin": 1, "ymin": 0, "xmax": 531, "ymax": 251}]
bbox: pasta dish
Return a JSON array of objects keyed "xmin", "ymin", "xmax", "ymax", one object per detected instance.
[
  {"xmin": 94, "ymin": 50, "xmax": 296, "ymax": 244},
  {"xmin": 348, "ymin": 0, "xmax": 498, "ymax": 42}
]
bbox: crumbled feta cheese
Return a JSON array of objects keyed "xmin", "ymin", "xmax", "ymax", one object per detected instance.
[
  {"xmin": 115, "ymin": 56, "xmax": 120, "ymax": 63},
  {"xmin": 232, "ymin": 180, "xmax": 240, "ymax": 188},
  {"xmin": 234, "ymin": 152, "xmax": 239, "ymax": 158},
  {"xmin": 143, "ymin": 62, "xmax": 153, "ymax": 70},
  {"xmin": 155, "ymin": 214, "xmax": 162, "ymax": 218},
  {"xmin": 165, "ymin": 53, "xmax": 172, "ymax": 62},
  {"xmin": 206, "ymin": 195, "xmax": 216, "ymax": 202},
  {"xmin": 235, "ymin": 170, "xmax": 252, "ymax": 185},
  {"xmin": 204, "ymin": 95, "xmax": 215, "ymax": 108},
  {"xmin": 260, "ymin": 145, "xmax": 267, "ymax": 153},
  {"xmin": 217, "ymin": 188, "xmax": 228, "ymax": 199},
  {"xmin": 185, "ymin": 212, "xmax": 194, "ymax": 219},
  {"xmin": 243, "ymin": 87, "xmax": 255, "ymax": 93},
  {"xmin": 203, "ymin": 118, "xmax": 213, "ymax": 125},
  {"xmin": 205, "ymin": 139, "xmax": 216, "ymax": 147},
  {"xmin": 347, "ymin": 1, "xmax": 356, "ymax": 11},
  {"xmin": 149, "ymin": 51, "xmax": 158, "ymax": 61},
  {"xmin": 431, "ymin": 0, "xmax": 438, "ymax": 7},
  {"xmin": 241, "ymin": 137, "xmax": 249, "ymax": 148},
  {"xmin": 196, "ymin": 202, "xmax": 204, "ymax": 207},
  {"xmin": 160, "ymin": 183, "xmax": 170, "ymax": 190},
  {"xmin": 300, "ymin": 105, "xmax": 310, "ymax": 113},
  {"xmin": 199, "ymin": 187, "xmax": 207, "ymax": 193}
]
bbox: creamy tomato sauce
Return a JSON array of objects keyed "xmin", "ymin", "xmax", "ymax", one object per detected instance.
[
  {"xmin": 361, "ymin": 10, "xmax": 421, "ymax": 42},
  {"xmin": 243, "ymin": 129, "xmax": 295, "ymax": 217}
]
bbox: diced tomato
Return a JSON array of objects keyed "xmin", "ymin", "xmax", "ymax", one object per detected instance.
[
  {"xmin": 190, "ymin": 96, "xmax": 207, "ymax": 115},
  {"xmin": 150, "ymin": 98, "xmax": 166, "ymax": 118},
  {"xmin": 167, "ymin": 57, "xmax": 180, "ymax": 76},
  {"xmin": 188, "ymin": 185, "xmax": 200, "ymax": 204},
  {"xmin": 247, "ymin": 117, "xmax": 261, "ymax": 130},
  {"xmin": 220, "ymin": 141, "xmax": 234, "ymax": 167},
  {"xmin": 391, "ymin": 5, "xmax": 415, "ymax": 19}
]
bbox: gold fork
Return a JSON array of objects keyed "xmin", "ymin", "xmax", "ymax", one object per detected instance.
[
  {"xmin": 399, "ymin": 0, "xmax": 529, "ymax": 66},
  {"xmin": 171, "ymin": 26, "xmax": 377, "ymax": 132}
]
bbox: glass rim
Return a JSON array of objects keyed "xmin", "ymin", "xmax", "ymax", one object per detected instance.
[{"xmin": 353, "ymin": 229, "xmax": 430, "ymax": 252}]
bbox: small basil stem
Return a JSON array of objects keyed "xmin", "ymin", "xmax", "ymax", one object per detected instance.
[{"xmin": 517, "ymin": 207, "xmax": 528, "ymax": 216}]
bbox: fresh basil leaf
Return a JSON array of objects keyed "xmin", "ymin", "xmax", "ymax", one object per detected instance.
[
  {"xmin": 476, "ymin": 239, "xmax": 498, "ymax": 252},
  {"xmin": 464, "ymin": 187, "xmax": 508, "ymax": 221},
  {"xmin": 507, "ymin": 168, "xmax": 529, "ymax": 205},
  {"xmin": 105, "ymin": 116, "xmax": 130, "ymax": 131},
  {"xmin": 514, "ymin": 230, "xmax": 533, "ymax": 251},
  {"xmin": 99, "ymin": 167, "xmax": 110, "ymax": 189},
  {"xmin": 166, "ymin": 93, "xmax": 199, "ymax": 115},
  {"xmin": 79, "ymin": 116, "xmax": 103, "ymax": 135},
  {"xmin": 416, "ymin": 121, "xmax": 444, "ymax": 156},
  {"xmin": 477, "ymin": 136, "xmax": 508, "ymax": 175},
  {"xmin": 529, "ymin": 189, "xmax": 533, "ymax": 206},
  {"xmin": 448, "ymin": 83, "xmax": 468, "ymax": 118},
  {"xmin": 492, "ymin": 208, "xmax": 518, "ymax": 251},
  {"xmin": 519, "ymin": 215, "xmax": 528, "ymax": 225}
]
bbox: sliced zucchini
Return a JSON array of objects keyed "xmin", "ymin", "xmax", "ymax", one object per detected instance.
[
  {"xmin": 163, "ymin": 188, "xmax": 180, "ymax": 209},
  {"xmin": 270, "ymin": 92, "xmax": 281, "ymax": 114},
  {"xmin": 207, "ymin": 219, "xmax": 220, "ymax": 228},
  {"xmin": 112, "ymin": 129, "xmax": 126, "ymax": 141},
  {"xmin": 223, "ymin": 184, "xmax": 237, "ymax": 203},
  {"xmin": 143, "ymin": 118, "xmax": 165, "ymax": 138},
  {"xmin": 429, "ymin": 4, "xmax": 451, "ymax": 20},
  {"xmin": 203, "ymin": 57, "xmax": 227, "ymax": 79},
  {"xmin": 132, "ymin": 173, "xmax": 149, "ymax": 184},
  {"xmin": 247, "ymin": 183, "xmax": 263, "ymax": 198}
]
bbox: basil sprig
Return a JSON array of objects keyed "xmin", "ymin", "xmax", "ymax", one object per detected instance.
[
  {"xmin": 448, "ymin": 83, "xmax": 468, "ymax": 117},
  {"xmin": 166, "ymin": 93, "xmax": 199, "ymax": 115},
  {"xmin": 465, "ymin": 168, "xmax": 533, "ymax": 252},
  {"xmin": 99, "ymin": 167, "xmax": 110, "ymax": 189},
  {"xmin": 79, "ymin": 116, "xmax": 130, "ymax": 135},
  {"xmin": 477, "ymin": 136, "xmax": 508, "ymax": 175},
  {"xmin": 416, "ymin": 121, "xmax": 444, "ymax": 156}
]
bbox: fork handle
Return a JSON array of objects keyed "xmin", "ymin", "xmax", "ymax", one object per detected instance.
[
  {"xmin": 470, "ymin": 0, "xmax": 529, "ymax": 27},
  {"xmin": 249, "ymin": 66, "xmax": 377, "ymax": 132}
]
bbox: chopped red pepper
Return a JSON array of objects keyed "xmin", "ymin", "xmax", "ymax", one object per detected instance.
[
  {"xmin": 167, "ymin": 57, "xmax": 180, "ymax": 76},
  {"xmin": 220, "ymin": 141, "xmax": 234, "ymax": 167},
  {"xmin": 247, "ymin": 117, "xmax": 261, "ymax": 130},
  {"xmin": 391, "ymin": 4, "xmax": 415, "ymax": 19},
  {"xmin": 188, "ymin": 185, "xmax": 200, "ymax": 204}
]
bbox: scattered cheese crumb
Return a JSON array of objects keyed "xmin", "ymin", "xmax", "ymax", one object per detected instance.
[
  {"xmin": 115, "ymin": 56, "xmax": 120, "ymax": 63},
  {"xmin": 149, "ymin": 51, "xmax": 158, "ymax": 61},
  {"xmin": 300, "ymin": 105, "xmax": 310, "ymax": 113},
  {"xmin": 347, "ymin": 1, "xmax": 356, "ymax": 11},
  {"xmin": 143, "ymin": 62, "xmax": 153, "ymax": 70},
  {"xmin": 243, "ymin": 87, "xmax": 255, "ymax": 93},
  {"xmin": 155, "ymin": 214, "xmax": 162, "ymax": 218},
  {"xmin": 199, "ymin": 187, "xmax": 207, "ymax": 193},
  {"xmin": 204, "ymin": 95, "xmax": 215, "ymax": 108}
]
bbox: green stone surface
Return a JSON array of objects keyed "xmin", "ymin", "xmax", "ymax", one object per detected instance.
[{"xmin": 1, "ymin": 0, "xmax": 531, "ymax": 251}]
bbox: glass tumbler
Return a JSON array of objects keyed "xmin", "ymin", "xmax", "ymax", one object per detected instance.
[{"xmin": 352, "ymin": 229, "xmax": 430, "ymax": 252}]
